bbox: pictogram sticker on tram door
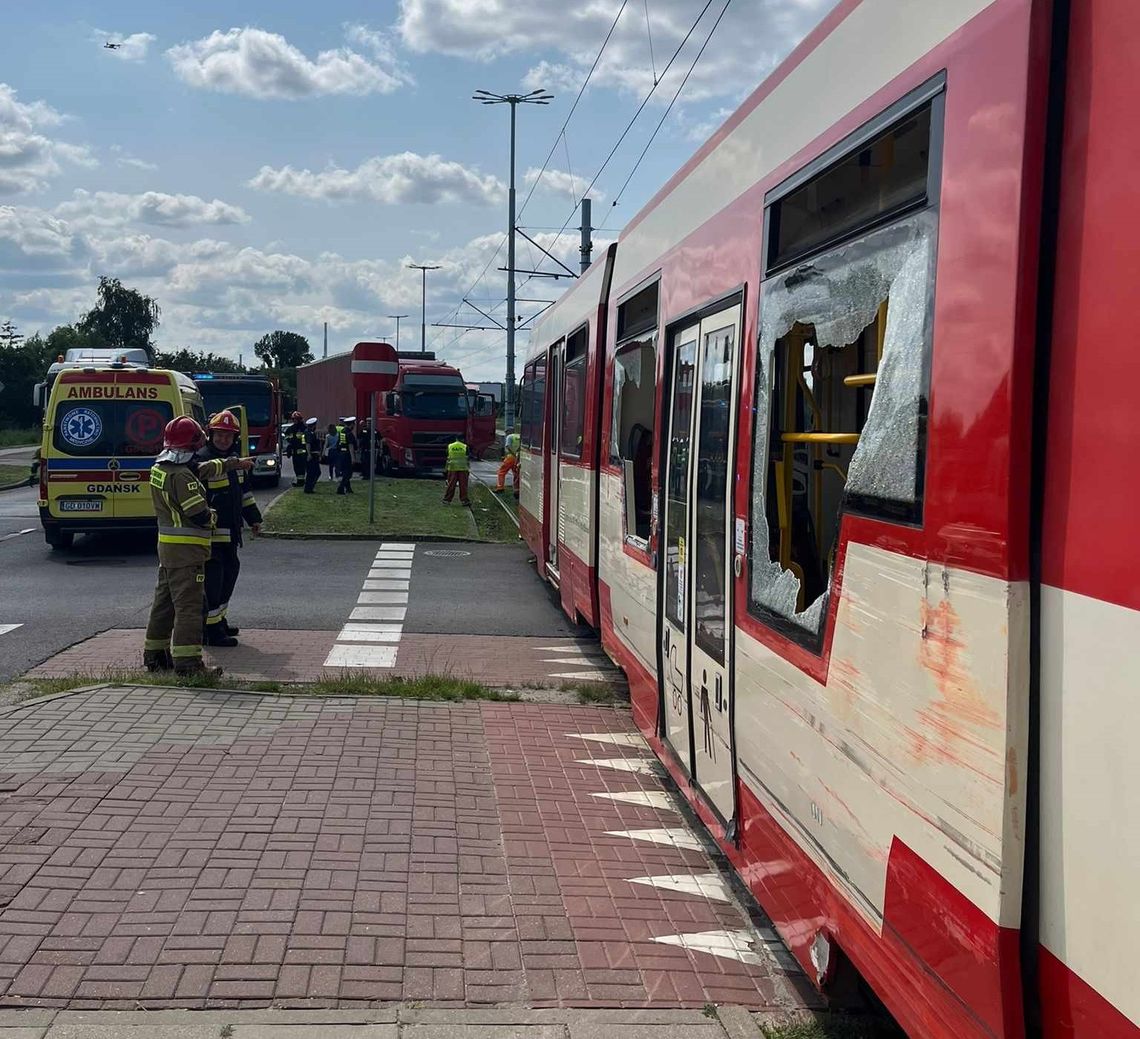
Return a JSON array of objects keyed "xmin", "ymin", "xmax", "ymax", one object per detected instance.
[{"xmin": 677, "ymin": 537, "xmax": 685, "ymax": 618}]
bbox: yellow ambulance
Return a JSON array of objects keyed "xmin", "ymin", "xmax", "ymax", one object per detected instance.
[{"xmin": 38, "ymin": 363, "xmax": 206, "ymax": 549}]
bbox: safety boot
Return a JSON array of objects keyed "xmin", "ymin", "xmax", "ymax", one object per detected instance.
[
  {"xmin": 174, "ymin": 659, "xmax": 223, "ymax": 679},
  {"xmin": 203, "ymin": 627, "xmax": 239, "ymax": 647},
  {"xmin": 223, "ymin": 620, "xmax": 240, "ymax": 636},
  {"xmin": 143, "ymin": 649, "xmax": 173, "ymax": 672}
]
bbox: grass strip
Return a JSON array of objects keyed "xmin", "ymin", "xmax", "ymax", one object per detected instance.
[
  {"xmin": 262, "ymin": 476, "xmax": 515, "ymax": 542},
  {"xmin": 7, "ymin": 670, "xmax": 524, "ymax": 702},
  {"xmin": 0, "ymin": 428, "xmax": 38, "ymax": 448},
  {"xmin": 0, "ymin": 464, "xmax": 32, "ymax": 487}
]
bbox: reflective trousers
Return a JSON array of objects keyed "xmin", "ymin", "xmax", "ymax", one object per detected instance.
[
  {"xmin": 304, "ymin": 457, "xmax": 321, "ymax": 493},
  {"xmin": 496, "ymin": 454, "xmax": 519, "ymax": 491},
  {"xmin": 443, "ymin": 470, "xmax": 470, "ymax": 504},
  {"xmin": 144, "ymin": 564, "xmax": 205, "ymax": 661},
  {"xmin": 204, "ymin": 544, "xmax": 241, "ymax": 630},
  {"xmin": 291, "ymin": 453, "xmax": 306, "ymax": 485}
]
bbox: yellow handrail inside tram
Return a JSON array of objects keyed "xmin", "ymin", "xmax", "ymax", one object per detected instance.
[
  {"xmin": 781, "ymin": 432, "xmax": 860, "ymax": 445},
  {"xmin": 843, "ymin": 373, "xmax": 877, "ymax": 387}
]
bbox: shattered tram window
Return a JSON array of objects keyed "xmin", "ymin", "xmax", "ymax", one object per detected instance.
[{"xmin": 748, "ymin": 213, "xmax": 937, "ymax": 640}]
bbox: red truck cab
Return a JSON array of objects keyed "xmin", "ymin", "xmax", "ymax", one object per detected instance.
[{"xmin": 374, "ymin": 360, "xmax": 494, "ymax": 473}]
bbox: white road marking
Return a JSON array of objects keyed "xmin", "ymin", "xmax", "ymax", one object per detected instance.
[
  {"xmin": 591, "ymin": 790, "xmax": 677, "ymax": 811},
  {"xmin": 576, "ymin": 757, "xmax": 664, "ymax": 776},
  {"xmin": 544, "ymin": 657, "xmax": 609, "ymax": 666},
  {"xmin": 350, "ymin": 606, "xmax": 407, "ymax": 622},
  {"xmin": 356, "ymin": 591, "xmax": 409, "ymax": 604},
  {"xmin": 652, "ymin": 930, "xmax": 765, "ymax": 965},
  {"xmin": 604, "ymin": 828, "xmax": 705, "ymax": 851},
  {"xmin": 0, "ymin": 624, "xmax": 23, "ymax": 636},
  {"xmin": 628, "ymin": 873, "xmax": 732, "ymax": 902},
  {"xmin": 538, "ymin": 644, "xmax": 604, "ymax": 654},
  {"xmin": 0, "ymin": 529, "xmax": 35, "ymax": 543},
  {"xmin": 567, "ymin": 732, "xmax": 646, "ymax": 747},
  {"xmin": 336, "ymin": 629, "xmax": 401, "ymax": 643},
  {"xmin": 326, "ymin": 543, "xmax": 415, "ymax": 668},
  {"xmin": 325, "ymin": 644, "xmax": 399, "ymax": 668}
]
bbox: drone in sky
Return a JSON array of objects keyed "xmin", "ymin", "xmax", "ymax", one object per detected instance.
[{"xmin": 103, "ymin": 41, "xmax": 122, "ymax": 50}]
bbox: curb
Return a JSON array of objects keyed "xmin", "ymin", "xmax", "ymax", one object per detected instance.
[{"xmin": 0, "ymin": 478, "xmax": 32, "ymax": 493}]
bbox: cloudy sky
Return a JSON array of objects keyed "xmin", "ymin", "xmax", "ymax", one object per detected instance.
[{"xmin": 0, "ymin": 0, "xmax": 836, "ymax": 380}]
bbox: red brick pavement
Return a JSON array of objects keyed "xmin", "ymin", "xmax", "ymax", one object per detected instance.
[
  {"xmin": 0, "ymin": 687, "xmax": 811, "ymax": 1012},
  {"xmin": 27, "ymin": 630, "xmax": 621, "ymax": 689}
]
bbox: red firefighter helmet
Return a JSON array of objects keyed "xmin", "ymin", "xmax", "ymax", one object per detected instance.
[
  {"xmin": 208, "ymin": 410, "xmax": 241, "ymax": 434},
  {"xmin": 163, "ymin": 416, "xmax": 206, "ymax": 452}
]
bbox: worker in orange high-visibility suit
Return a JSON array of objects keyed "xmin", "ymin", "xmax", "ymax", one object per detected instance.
[{"xmin": 496, "ymin": 431, "xmax": 521, "ymax": 498}]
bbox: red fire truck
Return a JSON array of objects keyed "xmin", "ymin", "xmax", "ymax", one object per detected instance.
[
  {"xmin": 190, "ymin": 372, "xmax": 284, "ymax": 486},
  {"xmin": 297, "ymin": 351, "xmax": 495, "ymax": 473}
]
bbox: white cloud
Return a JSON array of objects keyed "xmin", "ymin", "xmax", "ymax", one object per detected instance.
[
  {"xmin": 249, "ymin": 152, "xmax": 505, "ymax": 207},
  {"xmin": 110, "ymin": 145, "xmax": 158, "ymax": 171},
  {"xmin": 0, "ymin": 205, "xmax": 90, "ymax": 277},
  {"xmin": 0, "ymin": 84, "xmax": 95, "ymax": 195},
  {"xmin": 524, "ymin": 167, "xmax": 602, "ymax": 204},
  {"xmin": 166, "ymin": 26, "xmax": 411, "ymax": 99},
  {"xmin": 398, "ymin": 0, "xmax": 838, "ymax": 103},
  {"xmin": 56, "ymin": 189, "xmax": 249, "ymax": 229},
  {"xmin": 94, "ymin": 30, "xmax": 157, "ymax": 62}
]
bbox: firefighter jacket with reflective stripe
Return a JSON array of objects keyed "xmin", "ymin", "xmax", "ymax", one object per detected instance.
[
  {"xmin": 445, "ymin": 441, "xmax": 470, "ymax": 472},
  {"xmin": 505, "ymin": 433, "xmax": 520, "ymax": 456},
  {"xmin": 194, "ymin": 444, "xmax": 262, "ymax": 547},
  {"xmin": 150, "ymin": 461, "xmax": 218, "ymax": 568},
  {"xmin": 285, "ymin": 422, "xmax": 306, "ymax": 458}
]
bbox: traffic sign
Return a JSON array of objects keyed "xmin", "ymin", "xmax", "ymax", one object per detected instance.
[{"xmin": 351, "ymin": 342, "xmax": 398, "ymax": 394}]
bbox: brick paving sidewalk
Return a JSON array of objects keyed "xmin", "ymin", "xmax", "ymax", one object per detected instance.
[
  {"xmin": 26, "ymin": 630, "xmax": 622, "ymax": 689},
  {"xmin": 0, "ymin": 686, "xmax": 816, "ymax": 1015}
]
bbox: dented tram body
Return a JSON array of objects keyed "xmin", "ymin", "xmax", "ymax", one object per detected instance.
[{"xmin": 519, "ymin": 2, "xmax": 1139, "ymax": 1037}]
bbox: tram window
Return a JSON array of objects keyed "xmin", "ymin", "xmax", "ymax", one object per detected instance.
[
  {"xmin": 611, "ymin": 339, "xmax": 656, "ymax": 542},
  {"xmin": 561, "ymin": 325, "xmax": 588, "ymax": 459},
  {"xmin": 749, "ymin": 212, "xmax": 936, "ymax": 640},
  {"xmin": 768, "ymin": 104, "xmax": 933, "ymax": 273}
]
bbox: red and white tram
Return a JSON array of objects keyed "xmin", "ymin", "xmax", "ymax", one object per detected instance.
[{"xmin": 518, "ymin": 1, "xmax": 1138, "ymax": 1037}]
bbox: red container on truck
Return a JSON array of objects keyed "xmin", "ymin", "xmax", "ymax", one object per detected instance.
[{"xmin": 297, "ymin": 351, "xmax": 496, "ymax": 472}]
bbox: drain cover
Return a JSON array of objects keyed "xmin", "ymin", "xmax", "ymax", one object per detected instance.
[{"xmin": 424, "ymin": 549, "xmax": 471, "ymax": 558}]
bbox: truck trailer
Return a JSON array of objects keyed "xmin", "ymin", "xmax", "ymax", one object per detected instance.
[{"xmin": 297, "ymin": 350, "xmax": 495, "ymax": 473}]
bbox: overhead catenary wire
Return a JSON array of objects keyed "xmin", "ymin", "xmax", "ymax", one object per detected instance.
[
  {"xmin": 544, "ymin": 0, "xmax": 719, "ymax": 248},
  {"xmin": 516, "ymin": 0, "xmax": 632, "ymax": 223},
  {"xmin": 600, "ymin": 0, "xmax": 734, "ymax": 229}
]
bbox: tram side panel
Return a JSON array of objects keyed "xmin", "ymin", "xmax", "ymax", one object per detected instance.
[
  {"xmin": 591, "ymin": 2, "xmax": 1052, "ymax": 1038},
  {"xmin": 1037, "ymin": 1, "xmax": 1140, "ymax": 1035}
]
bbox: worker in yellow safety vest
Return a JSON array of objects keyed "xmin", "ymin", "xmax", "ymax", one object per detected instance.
[
  {"xmin": 496, "ymin": 431, "xmax": 521, "ymax": 498},
  {"xmin": 442, "ymin": 435, "xmax": 471, "ymax": 506}
]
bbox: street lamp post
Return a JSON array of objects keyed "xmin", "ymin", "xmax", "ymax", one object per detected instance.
[
  {"xmin": 406, "ymin": 264, "xmax": 441, "ymax": 355},
  {"xmin": 387, "ymin": 314, "xmax": 408, "ymax": 353},
  {"xmin": 472, "ymin": 87, "xmax": 553, "ymax": 431}
]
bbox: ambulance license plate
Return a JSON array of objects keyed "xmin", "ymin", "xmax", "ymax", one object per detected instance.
[{"xmin": 59, "ymin": 500, "xmax": 102, "ymax": 512}]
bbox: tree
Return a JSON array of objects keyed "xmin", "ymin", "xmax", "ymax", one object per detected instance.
[
  {"xmin": 78, "ymin": 276, "xmax": 161, "ymax": 357},
  {"xmin": 153, "ymin": 349, "xmax": 247, "ymax": 375},
  {"xmin": 0, "ymin": 319, "xmax": 23, "ymax": 349},
  {"xmin": 253, "ymin": 330, "xmax": 313, "ymax": 370}
]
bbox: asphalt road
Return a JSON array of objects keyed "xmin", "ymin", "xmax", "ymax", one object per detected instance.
[
  {"xmin": 0, "ymin": 481, "xmax": 372, "ymax": 682},
  {"xmin": 0, "ymin": 477, "xmax": 586, "ymax": 682}
]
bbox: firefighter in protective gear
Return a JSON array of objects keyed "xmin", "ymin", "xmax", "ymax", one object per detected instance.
[
  {"xmin": 143, "ymin": 417, "xmax": 252, "ymax": 675},
  {"xmin": 303, "ymin": 417, "xmax": 322, "ymax": 493},
  {"xmin": 336, "ymin": 417, "xmax": 357, "ymax": 496},
  {"xmin": 285, "ymin": 410, "xmax": 307, "ymax": 487},
  {"xmin": 442, "ymin": 435, "xmax": 471, "ymax": 506},
  {"xmin": 496, "ymin": 431, "xmax": 521, "ymax": 498},
  {"xmin": 195, "ymin": 410, "xmax": 263, "ymax": 646}
]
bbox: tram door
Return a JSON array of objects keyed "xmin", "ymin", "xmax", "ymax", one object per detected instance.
[
  {"xmin": 547, "ymin": 342, "xmax": 563, "ymax": 571},
  {"xmin": 659, "ymin": 303, "xmax": 741, "ymax": 822}
]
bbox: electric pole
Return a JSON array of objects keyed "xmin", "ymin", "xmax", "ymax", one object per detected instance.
[
  {"xmin": 580, "ymin": 197, "xmax": 593, "ymax": 274},
  {"xmin": 387, "ymin": 314, "xmax": 408, "ymax": 353},
  {"xmin": 472, "ymin": 87, "xmax": 553, "ymax": 431},
  {"xmin": 407, "ymin": 264, "xmax": 441, "ymax": 355}
]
